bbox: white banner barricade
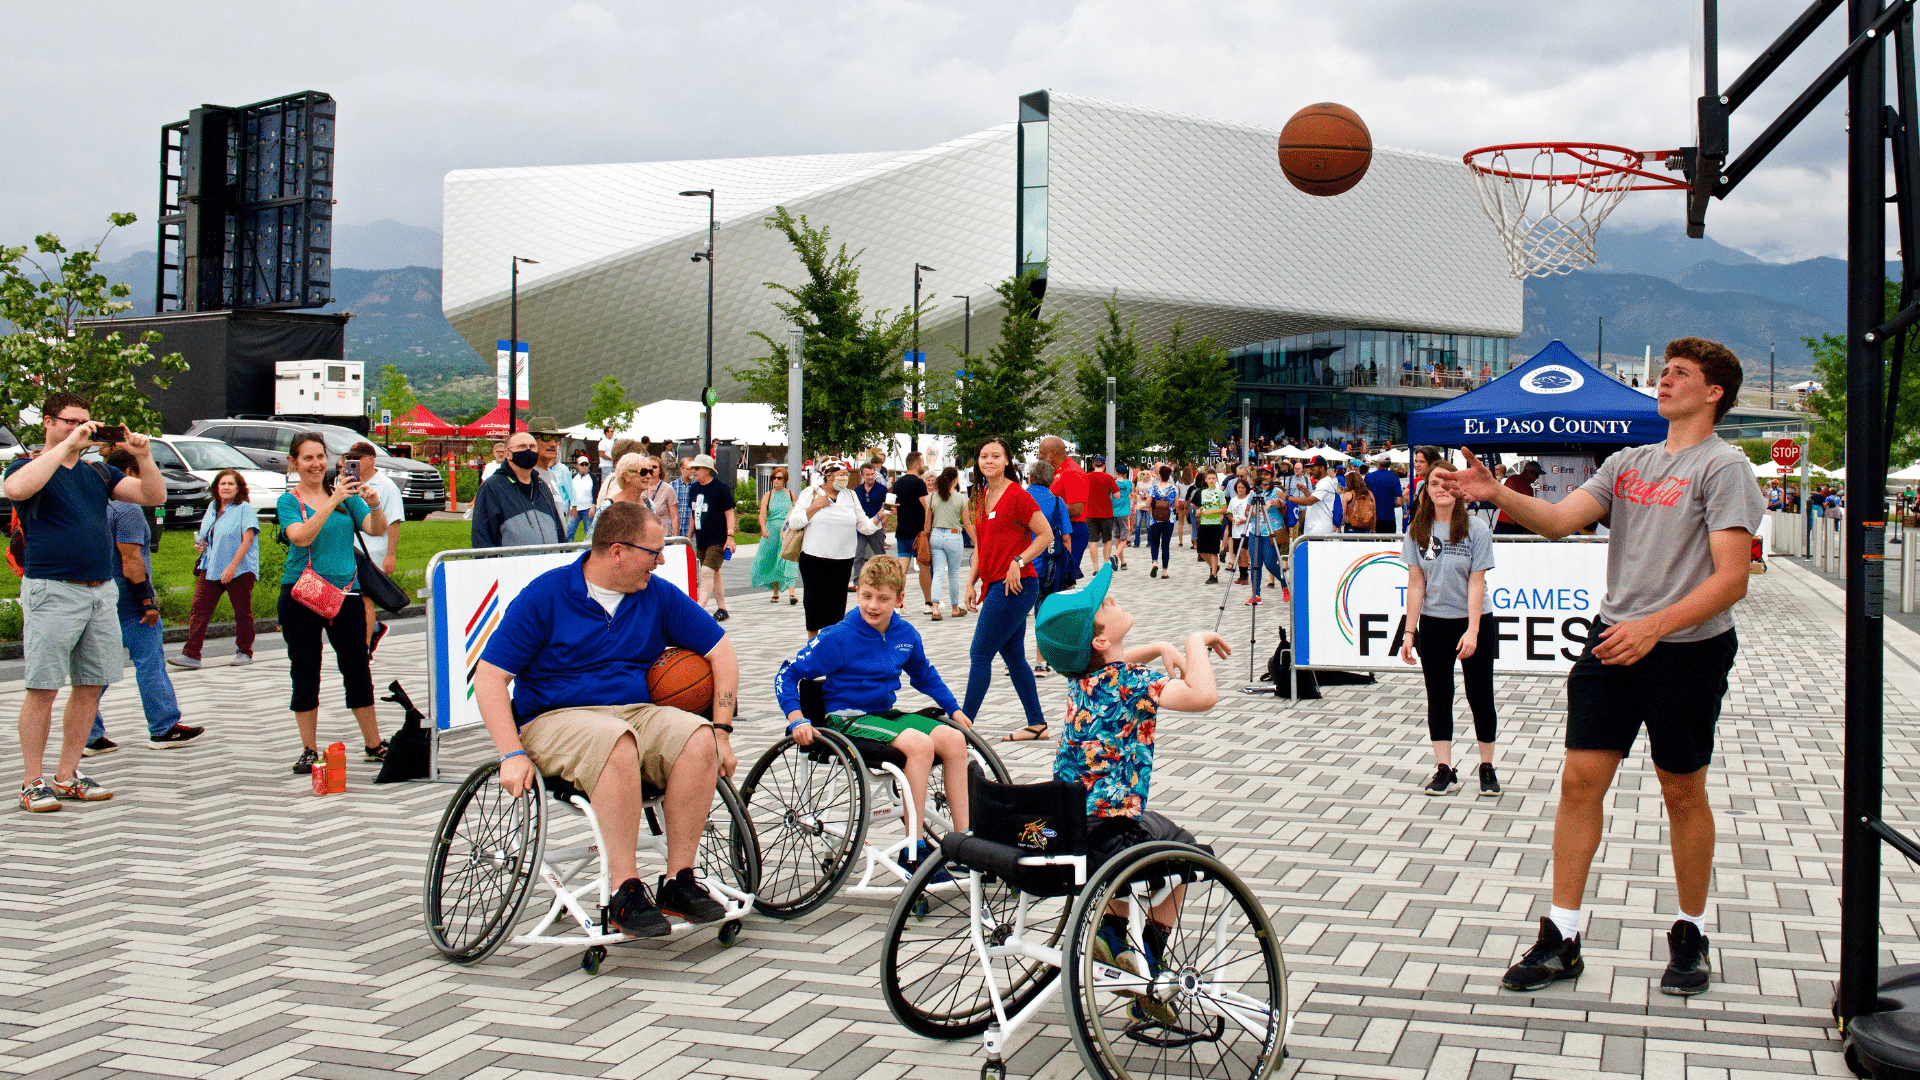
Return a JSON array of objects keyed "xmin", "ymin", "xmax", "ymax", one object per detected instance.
[
  {"xmin": 1290, "ymin": 534, "xmax": 1609, "ymax": 675},
  {"xmin": 422, "ymin": 536, "xmax": 700, "ymax": 779}
]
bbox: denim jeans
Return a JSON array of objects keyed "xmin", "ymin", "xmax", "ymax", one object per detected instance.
[
  {"xmin": 1247, "ymin": 535, "xmax": 1287, "ymax": 598},
  {"xmin": 962, "ymin": 581, "xmax": 1044, "ymax": 727},
  {"xmin": 1147, "ymin": 521, "xmax": 1174, "ymax": 567},
  {"xmin": 929, "ymin": 528, "xmax": 965, "ymax": 607},
  {"xmin": 1070, "ymin": 522, "xmax": 1089, "ymax": 578},
  {"xmin": 91, "ymin": 611, "xmax": 183, "ymax": 740},
  {"xmin": 1133, "ymin": 509, "xmax": 1149, "ymax": 545}
]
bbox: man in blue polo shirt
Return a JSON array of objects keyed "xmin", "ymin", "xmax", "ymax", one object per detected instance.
[
  {"xmin": 1362, "ymin": 460, "xmax": 1405, "ymax": 533},
  {"xmin": 473, "ymin": 502, "xmax": 742, "ymax": 938}
]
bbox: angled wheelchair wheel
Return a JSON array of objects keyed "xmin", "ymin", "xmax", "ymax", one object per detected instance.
[
  {"xmin": 700, "ymin": 775, "xmax": 762, "ymax": 899},
  {"xmin": 1064, "ymin": 842, "xmax": 1286, "ymax": 1080},
  {"xmin": 880, "ymin": 853, "xmax": 1069, "ymax": 1040},
  {"xmin": 739, "ymin": 730, "xmax": 869, "ymax": 918},
  {"xmin": 922, "ymin": 720, "xmax": 1014, "ymax": 840},
  {"xmin": 423, "ymin": 762, "xmax": 546, "ymax": 964}
]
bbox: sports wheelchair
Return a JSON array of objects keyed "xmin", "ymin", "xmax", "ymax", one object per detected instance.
[
  {"xmin": 880, "ymin": 765, "xmax": 1287, "ymax": 1080},
  {"xmin": 737, "ymin": 681, "xmax": 1013, "ymax": 918},
  {"xmin": 424, "ymin": 760, "xmax": 760, "ymax": 975}
]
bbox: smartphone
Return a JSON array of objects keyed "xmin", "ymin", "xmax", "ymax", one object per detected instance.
[
  {"xmin": 92, "ymin": 425, "xmax": 126, "ymax": 442},
  {"xmin": 341, "ymin": 459, "xmax": 359, "ymax": 481}
]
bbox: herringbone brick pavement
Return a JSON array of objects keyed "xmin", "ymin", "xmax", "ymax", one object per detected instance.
[{"xmin": 1, "ymin": 544, "xmax": 1911, "ymax": 1079}]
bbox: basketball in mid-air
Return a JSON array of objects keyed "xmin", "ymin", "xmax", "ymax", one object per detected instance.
[
  {"xmin": 647, "ymin": 648, "xmax": 713, "ymax": 715},
  {"xmin": 1277, "ymin": 103, "xmax": 1373, "ymax": 196}
]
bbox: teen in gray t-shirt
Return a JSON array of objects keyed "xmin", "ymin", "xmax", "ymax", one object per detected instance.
[
  {"xmin": 1401, "ymin": 516, "xmax": 1494, "ymax": 618},
  {"xmin": 1576, "ymin": 436, "xmax": 1765, "ymax": 643}
]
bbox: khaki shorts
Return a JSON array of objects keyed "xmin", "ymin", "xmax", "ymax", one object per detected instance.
[
  {"xmin": 699, "ymin": 545, "xmax": 727, "ymax": 570},
  {"xmin": 518, "ymin": 703, "xmax": 710, "ymax": 796},
  {"xmin": 21, "ymin": 578, "xmax": 123, "ymax": 691}
]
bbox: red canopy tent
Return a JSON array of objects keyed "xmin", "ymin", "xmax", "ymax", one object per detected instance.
[
  {"xmin": 380, "ymin": 404, "xmax": 458, "ymax": 437},
  {"xmin": 458, "ymin": 404, "xmax": 513, "ymax": 437}
]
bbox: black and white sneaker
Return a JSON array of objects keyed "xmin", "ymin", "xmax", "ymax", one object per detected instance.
[
  {"xmin": 291, "ymin": 746, "xmax": 320, "ymax": 775},
  {"xmin": 1661, "ymin": 920, "xmax": 1711, "ymax": 996},
  {"xmin": 656, "ymin": 869, "xmax": 727, "ymax": 924},
  {"xmin": 1422, "ymin": 765, "xmax": 1460, "ymax": 795},
  {"xmin": 1502, "ymin": 917, "xmax": 1584, "ymax": 991},
  {"xmin": 149, "ymin": 724, "xmax": 205, "ymax": 749},
  {"xmin": 82, "ymin": 736, "xmax": 119, "ymax": 757},
  {"xmin": 609, "ymin": 877, "xmax": 671, "ymax": 938},
  {"xmin": 1478, "ymin": 763, "xmax": 1501, "ymax": 797}
]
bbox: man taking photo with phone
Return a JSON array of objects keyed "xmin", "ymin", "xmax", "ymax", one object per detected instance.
[{"xmin": 4, "ymin": 392, "xmax": 166, "ymax": 812}]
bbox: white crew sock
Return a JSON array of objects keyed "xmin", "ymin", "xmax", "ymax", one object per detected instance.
[
  {"xmin": 1548, "ymin": 905, "xmax": 1583, "ymax": 942},
  {"xmin": 1673, "ymin": 908, "xmax": 1708, "ymax": 934}
]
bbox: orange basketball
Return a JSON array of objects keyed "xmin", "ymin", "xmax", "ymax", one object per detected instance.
[
  {"xmin": 646, "ymin": 648, "xmax": 713, "ymax": 715},
  {"xmin": 1277, "ymin": 102, "xmax": 1372, "ymax": 196}
]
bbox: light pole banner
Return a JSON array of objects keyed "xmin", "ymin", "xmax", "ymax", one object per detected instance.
[
  {"xmin": 495, "ymin": 340, "xmax": 530, "ymax": 408},
  {"xmin": 1290, "ymin": 535, "xmax": 1610, "ymax": 674}
]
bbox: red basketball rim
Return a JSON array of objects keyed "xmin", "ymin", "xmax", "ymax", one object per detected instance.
[{"xmin": 1463, "ymin": 142, "xmax": 1689, "ymax": 192}]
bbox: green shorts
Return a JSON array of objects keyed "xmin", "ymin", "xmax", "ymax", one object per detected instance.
[{"xmin": 818, "ymin": 707, "xmax": 946, "ymax": 743}]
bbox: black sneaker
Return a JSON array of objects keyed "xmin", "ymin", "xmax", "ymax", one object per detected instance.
[
  {"xmin": 1423, "ymin": 765, "xmax": 1460, "ymax": 795},
  {"xmin": 1478, "ymin": 763, "xmax": 1501, "ymax": 797},
  {"xmin": 1206, "ymin": 575, "xmax": 1219, "ymax": 584},
  {"xmin": 657, "ymin": 869, "xmax": 728, "ymax": 924},
  {"xmin": 609, "ymin": 877, "xmax": 671, "ymax": 938},
  {"xmin": 82, "ymin": 736, "xmax": 118, "ymax": 757},
  {"xmin": 1661, "ymin": 920, "xmax": 1711, "ymax": 996},
  {"xmin": 1150, "ymin": 566, "xmax": 1159, "ymax": 578},
  {"xmin": 291, "ymin": 746, "xmax": 320, "ymax": 775},
  {"xmin": 149, "ymin": 724, "xmax": 205, "ymax": 749},
  {"xmin": 713, "ymin": 609, "xmax": 730, "ymax": 623},
  {"xmin": 1502, "ymin": 917, "xmax": 1584, "ymax": 991}
]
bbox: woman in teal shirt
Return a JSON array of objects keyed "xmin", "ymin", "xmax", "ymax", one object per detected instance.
[{"xmin": 277, "ymin": 432, "xmax": 390, "ymax": 775}]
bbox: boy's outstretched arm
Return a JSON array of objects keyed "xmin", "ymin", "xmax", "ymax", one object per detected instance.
[{"xmin": 1159, "ymin": 632, "xmax": 1231, "ymax": 712}]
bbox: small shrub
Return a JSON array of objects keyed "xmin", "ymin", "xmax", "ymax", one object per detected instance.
[
  {"xmin": 0, "ymin": 599, "xmax": 20, "ymax": 642},
  {"xmin": 739, "ymin": 513, "xmax": 760, "ymax": 536},
  {"xmin": 734, "ymin": 477, "xmax": 756, "ymax": 506}
]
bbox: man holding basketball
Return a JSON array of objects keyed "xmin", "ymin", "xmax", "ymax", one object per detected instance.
[{"xmin": 472, "ymin": 501, "xmax": 742, "ymax": 939}]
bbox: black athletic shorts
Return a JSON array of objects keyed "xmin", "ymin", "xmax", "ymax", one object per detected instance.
[
  {"xmin": 1565, "ymin": 619, "xmax": 1738, "ymax": 774},
  {"xmin": 1088, "ymin": 811, "xmax": 1212, "ymax": 875}
]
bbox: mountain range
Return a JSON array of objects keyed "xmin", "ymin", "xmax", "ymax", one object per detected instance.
[{"xmin": 88, "ymin": 219, "xmax": 1865, "ymax": 413}]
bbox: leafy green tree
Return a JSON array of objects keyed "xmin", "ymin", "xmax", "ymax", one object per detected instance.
[
  {"xmin": 924, "ymin": 268, "xmax": 1063, "ymax": 456},
  {"xmin": 375, "ymin": 364, "xmax": 419, "ymax": 427},
  {"xmin": 1803, "ymin": 278, "xmax": 1920, "ymax": 465},
  {"xmin": 0, "ymin": 213, "xmax": 186, "ymax": 436},
  {"xmin": 581, "ymin": 375, "xmax": 638, "ymax": 433},
  {"xmin": 1146, "ymin": 318, "xmax": 1235, "ymax": 465},
  {"xmin": 1060, "ymin": 296, "xmax": 1154, "ymax": 466},
  {"xmin": 730, "ymin": 207, "xmax": 913, "ymax": 457}
]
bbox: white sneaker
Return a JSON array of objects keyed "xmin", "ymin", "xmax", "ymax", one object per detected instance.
[
  {"xmin": 167, "ymin": 655, "xmax": 201, "ymax": 669},
  {"xmin": 229, "ymin": 653, "xmax": 252, "ymax": 667}
]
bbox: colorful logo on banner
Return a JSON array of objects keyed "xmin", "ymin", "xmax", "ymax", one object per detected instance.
[
  {"xmin": 1333, "ymin": 551, "xmax": 1406, "ymax": 645},
  {"xmin": 462, "ymin": 580, "xmax": 505, "ymax": 699}
]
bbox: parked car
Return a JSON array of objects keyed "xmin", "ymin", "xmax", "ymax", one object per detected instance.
[
  {"xmin": 67, "ymin": 448, "xmax": 213, "ymax": 533},
  {"xmin": 147, "ymin": 435, "xmax": 287, "ymax": 521},
  {"xmin": 186, "ymin": 418, "xmax": 446, "ymax": 520}
]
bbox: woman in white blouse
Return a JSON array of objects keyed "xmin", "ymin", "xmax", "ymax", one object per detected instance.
[{"xmin": 785, "ymin": 458, "xmax": 889, "ymax": 636}]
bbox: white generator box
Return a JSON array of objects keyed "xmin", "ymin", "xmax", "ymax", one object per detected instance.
[{"xmin": 275, "ymin": 360, "xmax": 364, "ymax": 417}]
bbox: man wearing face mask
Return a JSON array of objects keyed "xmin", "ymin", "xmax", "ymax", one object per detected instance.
[{"xmin": 471, "ymin": 431, "xmax": 569, "ymax": 548}]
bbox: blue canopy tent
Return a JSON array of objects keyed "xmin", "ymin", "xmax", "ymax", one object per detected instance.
[{"xmin": 1405, "ymin": 340, "xmax": 1667, "ymax": 452}]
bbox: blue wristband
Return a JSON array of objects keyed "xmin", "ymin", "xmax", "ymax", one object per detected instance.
[
  {"xmin": 500, "ymin": 749, "xmax": 528, "ymax": 763},
  {"xmin": 786, "ymin": 719, "xmax": 810, "ymax": 736}
]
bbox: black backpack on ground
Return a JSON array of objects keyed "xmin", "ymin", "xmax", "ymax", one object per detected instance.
[
  {"xmin": 1261, "ymin": 628, "xmax": 1376, "ymax": 700},
  {"xmin": 373, "ymin": 680, "xmax": 432, "ymax": 783}
]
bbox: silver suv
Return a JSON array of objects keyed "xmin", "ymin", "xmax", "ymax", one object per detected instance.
[{"xmin": 185, "ymin": 419, "xmax": 446, "ymax": 521}]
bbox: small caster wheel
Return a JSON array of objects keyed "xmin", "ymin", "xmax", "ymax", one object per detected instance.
[
  {"xmin": 717, "ymin": 919, "xmax": 743, "ymax": 948},
  {"xmin": 980, "ymin": 1061, "xmax": 1005, "ymax": 1080},
  {"xmin": 581, "ymin": 945, "xmax": 607, "ymax": 975}
]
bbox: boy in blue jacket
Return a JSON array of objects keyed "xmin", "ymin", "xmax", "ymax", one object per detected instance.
[{"xmin": 775, "ymin": 557, "xmax": 974, "ymax": 861}]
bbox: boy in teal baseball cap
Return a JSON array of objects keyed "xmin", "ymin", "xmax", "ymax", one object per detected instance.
[{"xmin": 1034, "ymin": 563, "xmax": 1232, "ymax": 1020}]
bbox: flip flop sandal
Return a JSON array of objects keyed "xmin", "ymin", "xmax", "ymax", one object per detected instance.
[{"xmin": 1002, "ymin": 725, "xmax": 1051, "ymax": 742}]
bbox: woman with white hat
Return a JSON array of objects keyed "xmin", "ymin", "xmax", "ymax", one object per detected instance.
[{"xmin": 786, "ymin": 458, "xmax": 890, "ymax": 637}]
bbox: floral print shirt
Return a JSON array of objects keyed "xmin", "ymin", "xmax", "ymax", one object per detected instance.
[{"xmin": 1053, "ymin": 662, "xmax": 1168, "ymax": 819}]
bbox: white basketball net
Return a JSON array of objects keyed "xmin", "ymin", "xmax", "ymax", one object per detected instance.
[{"xmin": 1464, "ymin": 144, "xmax": 1684, "ymax": 279}]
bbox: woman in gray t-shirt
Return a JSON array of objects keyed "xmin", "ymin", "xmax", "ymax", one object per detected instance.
[{"xmin": 1400, "ymin": 461, "xmax": 1500, "ymax": 797}]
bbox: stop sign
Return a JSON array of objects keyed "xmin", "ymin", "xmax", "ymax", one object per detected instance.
[{"xmin": 1771, "ymin": 438, "xmax": 1803, "ymax": 469}]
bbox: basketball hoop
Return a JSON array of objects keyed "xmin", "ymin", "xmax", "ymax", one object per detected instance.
[{"xmin": 1463, "ymin": 142, "xmax": 1689, "ymax": 279}]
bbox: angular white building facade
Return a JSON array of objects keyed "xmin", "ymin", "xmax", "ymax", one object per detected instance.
[{"xmin": 442, "ymin": 91, "xmax": 1522, "ymax": 443}]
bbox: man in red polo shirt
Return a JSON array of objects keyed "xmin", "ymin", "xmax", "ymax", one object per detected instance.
[
  {"xmin": 1039, "ymin": 436, "xmax": 1088, "ymax": 577},
  {"xmin": 1084, "ymin": 455, "xmax": 1120, "ymax": 571},
  {"xmin": 1495, "ymin": 461, "xmax": 1541, "ymax": 534}
]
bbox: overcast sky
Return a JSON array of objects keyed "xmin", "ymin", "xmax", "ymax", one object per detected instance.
[{"xmin": 7, "ymin": 0, "xmax": 1876, "ymax": 265}]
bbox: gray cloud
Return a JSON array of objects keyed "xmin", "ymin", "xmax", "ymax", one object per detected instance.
[{"xmin": 0, "ymin": 0, "xmax": 1879, "ymax": 265}]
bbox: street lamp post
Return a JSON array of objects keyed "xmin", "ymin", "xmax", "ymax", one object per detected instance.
[
  {"xmin": 681, "ymin": 189, "xmax": 717, "ymax": 453},
  {"xmin": 508, "ymin": 255, "xmax": 539, "ymax": 434},
  {"xmin": 913, "ymin": 264, "xmax": 935, "ymax": 455}
]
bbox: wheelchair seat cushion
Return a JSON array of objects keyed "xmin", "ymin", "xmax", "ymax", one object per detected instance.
[
  {"xmin": 542, "ymin": 773, "xmax": 662, "ymax": 807},
  {"xmin": 847, "ymin": 737, "xmax": 909, "ymax": 771}
]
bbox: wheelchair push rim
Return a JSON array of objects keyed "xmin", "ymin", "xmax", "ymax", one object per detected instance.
[
  {"xmin": 1064, "ymin": 841, "xmax": 1286, "ymax": 1080},
  {"xmin": 880, "ymin": 847, "xmax": 1068, "ymax": 1041},
  {"xmin": 701, "ymin": 774, "xmax": 763, "ymax": 900},
  {"xmin": 423, "ymin": 761, "xmax": 546, "ymax": 964},
  {"xmin": 739, "ymin": 729, "xmax": 869, "ymax": 919}
]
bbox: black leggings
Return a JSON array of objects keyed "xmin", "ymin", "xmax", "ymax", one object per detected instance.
[
  {"xmin": 797, "ymin": 552, "xmax": 853, "ymax": 633},
  {"xmin": 278, "ymin": 584, "xmax": 375, "ymax": 713},
  {"xmin": 1415, "ymin": 615, "xmax": 1497, "ymax": 744}
]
